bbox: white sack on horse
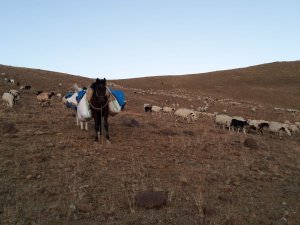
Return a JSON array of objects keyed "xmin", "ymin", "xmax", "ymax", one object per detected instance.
[{"xmin": 77, "ymin": 93, "xmax": 92, "ymax": 119}]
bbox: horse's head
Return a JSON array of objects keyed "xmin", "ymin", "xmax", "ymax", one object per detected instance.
[{"xmin": 94, "ymin": 78, "xmax": 107, "ymax": 98}]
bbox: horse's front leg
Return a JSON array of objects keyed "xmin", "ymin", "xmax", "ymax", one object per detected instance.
[
  {"xmin": 103, "ymin": 116, "xmax": 110, "ymax": 143},
  {"xmin": 94, "ymin": 115, "xmax": 100, "ymax": 141}
]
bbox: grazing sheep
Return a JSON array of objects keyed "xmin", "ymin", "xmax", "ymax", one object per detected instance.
[
  {"xmin": 230, "ymin": 118, "xmax": 249, "ymax": 133},
  {"xmin": 37, "ymin": 91, "xmax": 55, "ymax": 106},
  {"xmin": 144, "ymin": 103, "xmax": 152, "ymax": 112},
  {"xmin": 248, "ymin": 119, "xmax": 269, "ymax": 134},
  {"xmin": 284, "ymin": 121, "xmax": 299, "ymax": 134},
  {"xmin": 215, "ymin": 114, "xmax": 232, "ymax": 129},
  {"xmin": 175, "ymin": 108, "xmax": 197, "ymax": 123},
  {"xmin": 2, "ymin": 93, "xmax": 14, "ymax": 108},
  {"xmin": 8, "ymin": 79, "xmax": 15, "ymax": 84},
  {"xmin": 20, "ymin": 85, "xmax": 31, "ymax": 90},
  {"xmin": 9, "ymin": 89, "xmax": 20, "ymax": 103},
  {"xmin": 197, "ymin": 106, "xmax": 208, "ymax": 112},
  {"xmin": 151, "ymin": 105, "xmax": 163, "ymax": 116},
  {"xmin": 267, "ymin": 121, "xmax": 291, "ymax": 136},
  {"xmin": 162, "ymin": 106, "xmax": 175, "ymax": 116}
]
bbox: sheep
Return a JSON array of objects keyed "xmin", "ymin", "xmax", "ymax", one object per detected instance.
[
  {"xmin": 199, "ymin": 112, "xmax": 216, "ymax": 119},
  {"xmin": 144, "ymin": 103, "xmax": 152, "ymax": 112},
  {"xmin": 2, "ymin": 92, "xmax": 14, "ymax": 108},
  {"xmin": 215, "ymin": 114, "xmax": 232, "ymax": 129},
  {"xmin": 230, "ymin": 118, "xmax": 249, "ymax": 133},
  {"xmin": 251, "ymin": 107, "xmax": 257, "ymax": 112},
  {"xmin": 36, "ymin": 91, "xmax": 43, "ymax": 95},
  {"xmin": 37, "ymin": 91, "xmax": 55, "ymax": 106},
  {"xmin": 197, "ymin": 106, "xmax": 208, "ymax": 112},
  {"xmin": 8, "ymin": 79, "xmax": 15, "ymax": 84},
  {"xmin": 284, "ymin": 121, "xmax": 299, "ymax": 135},
  {"xmin": 9, "ymin": 89, "xmax": 20, "ymax": 104},
  {"xmin": 20, "ymin": 85, "xmax": 31, "ymax": 90},
  {"xmin": 174, "ymin": 108, "xmax": 197, "ymax": 123},
  {"xmin": 162, "ymin": 106, "xmax": 175, "ymax": 116},
  {"xmin": 56, "ymin": 93, "xmax": 62, "ymax": 98},
  {"xmin": 151, "ymin": 105, "xmax": 163, "ymax": 116},
  {"xmin": 248, "ymin": 119, "xmax": 269, "ymax": 134},
  {"xmin": 266, "ymin": 121, "xmax": 291, "ymax": 136}
]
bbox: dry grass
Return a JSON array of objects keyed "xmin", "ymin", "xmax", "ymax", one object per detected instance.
[{"xmin": 0, "ymin": 63, "xmax": 300, "ymax": 224}]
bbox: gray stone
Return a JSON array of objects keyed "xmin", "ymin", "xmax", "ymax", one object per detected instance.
[
  {"xmin": 243, "ymin": 138, "xmax": 258, "ymax": 149},
  {"xmin": 135, "ymin": 191, "xmax": 167, "ymax": 209}
]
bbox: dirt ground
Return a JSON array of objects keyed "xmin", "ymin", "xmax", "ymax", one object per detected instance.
[{"xmin": 1, "ymin": 65, "xmax": 300, "ymax": 225}]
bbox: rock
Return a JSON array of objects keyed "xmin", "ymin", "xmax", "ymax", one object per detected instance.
[
  {"xmin": 217, "ymin": 194, "xmax": 231, "ymax": 203},
  {"xmin": 75, "ymin": 203, "xmax": 94, "ymax": 213},
  {"xmin": 203, "ymin": 205, "xmax": 216, "ymax": 216},
  {"xmin": 225, "ymin": 216, "xmax": 245, "ymax": 225},
  {"xmin": 179, "ymin": 175, "xmax": 188, "ymax": 184},
  {"xmin": 123, "ymin": 118, "xmax": 140, "ymax": 127},
  {"xmin": 243, "ymin": 138, "xmax": 258, "ymax": 149},
  {"xmin": 0, "ymin": 122, "xmax": 18, "ymax": 134},
  {"xmin": 274, "ymin": 217, "xmax": 288, "ymax": 225},
  {"xmin": 46, "ymin": 143, "xmax": 55, "ymax": 148},
  {"xmin": 135, "ymin": 191, "xmax": 167, "ymax": 209}
]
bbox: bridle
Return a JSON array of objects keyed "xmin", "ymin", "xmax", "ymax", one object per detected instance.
[{"xmin": 89, "ymin": 99, "xmax": 109, "ymax": 111}]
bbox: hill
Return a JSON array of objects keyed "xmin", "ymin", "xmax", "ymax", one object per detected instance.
[
  {"xmin": 0, "ymin": 62, "xmax": 300, "ymax": 225},
  {"xmin": 114, "ymin": 61, "xmax": 300, "ymax": 109}
]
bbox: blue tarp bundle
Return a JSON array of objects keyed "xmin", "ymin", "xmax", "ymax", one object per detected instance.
[
  {"xmin": 66, "ymin": 102, "xmax": 77, "ymax": 110},
  {"xmin": 76, "ymin": 90, "xmax": 86, "ymax": 103},
  {"xmin": 65, "ymin": 91, "xmax": 74, "ymax": 99},
  {"xmin": 110, "ymin": 89, "xmax": 126, "ymax": 108}
]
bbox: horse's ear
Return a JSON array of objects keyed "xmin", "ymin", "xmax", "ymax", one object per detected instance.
[
  {"xmin": 103, "ymin": 78, "xmax": 106, "ymax": 84},
  {"xmin": 96, "ymin": 78, "xmax": 100, "ymax": 83}
]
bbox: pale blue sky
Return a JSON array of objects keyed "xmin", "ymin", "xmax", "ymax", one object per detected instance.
[{"xmin": 0, "ymin": 0, "xmax": 299, "ymax": 79}]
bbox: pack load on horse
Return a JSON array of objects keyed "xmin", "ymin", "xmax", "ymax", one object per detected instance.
[
  {"xmin": 64, "ymin": 86, "xmax": 92, "ymax": 130},
  {"xmin": 109, "ymin": 88, "xmax": 127, "ymax": 111}
]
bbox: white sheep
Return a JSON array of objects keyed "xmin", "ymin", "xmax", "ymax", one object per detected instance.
[
  {"xmin": 2, "ymin": 92, "xmax": 14, "ymax": 108},
  {"xmin": 162, "ymin": 106, "xmax": 175, "ymax": 116},
  {"xmin": 151, "ymin": 105, "xmax": 163, "ymax": 116},
  {"xmin": 9, "ymin": 89, "xmax": 20, "ymax": 103},
  {"xmin": 215, "ymin": 114, "xmax": 232, "ymax": 129},
  {"xmin": 37, "ymin": 92, "xmax": 55, "ymax": 106},
  {"xmin": 267, "ymin": 121, "xmax": 291, "ymax": 136},
  {"xmin": 248, "ymin": 119, "xmax": 269, "ymax": 134},
  {"xmin": 284, "ymin": 121, "xmax": 299, "ymax": 134},
  {"xmin": 175, "ymin": 108, "xmax": 197, "ymax": 123},
  {"xmin": 200, "ymin": 112, "xmax": 216, "ymax": 119}
]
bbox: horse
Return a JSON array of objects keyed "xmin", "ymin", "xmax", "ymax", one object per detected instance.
[{"xmin": 89, "ymin": 78, "xmax": 110, "ymax": 143}]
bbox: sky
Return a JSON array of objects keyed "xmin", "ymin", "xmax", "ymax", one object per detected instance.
[{"xmin": 0, "ymin": 0, "xmax": 299, "ymax": 79}]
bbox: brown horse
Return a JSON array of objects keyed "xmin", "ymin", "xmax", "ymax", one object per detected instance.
[{"xmin": 89, "ymin": 78, "xmax": 110, "ymax": 143}]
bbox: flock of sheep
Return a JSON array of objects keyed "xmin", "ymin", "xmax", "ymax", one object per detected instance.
[
  {"xmin": 143, "ymin": 104, "xmax": 300, "ymax": 136},
  {"xmin": 2, "ymin": 75, "xmax": 300, "ymax": 137}
]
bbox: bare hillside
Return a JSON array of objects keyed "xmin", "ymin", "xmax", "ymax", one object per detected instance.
[
  {"xmin": 114, "ymin": 61, "xmax": 300, "ymax": 109},
  {"xmin": 1, "ymin": 62, "xmax": 300, "ymax": 225}
]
